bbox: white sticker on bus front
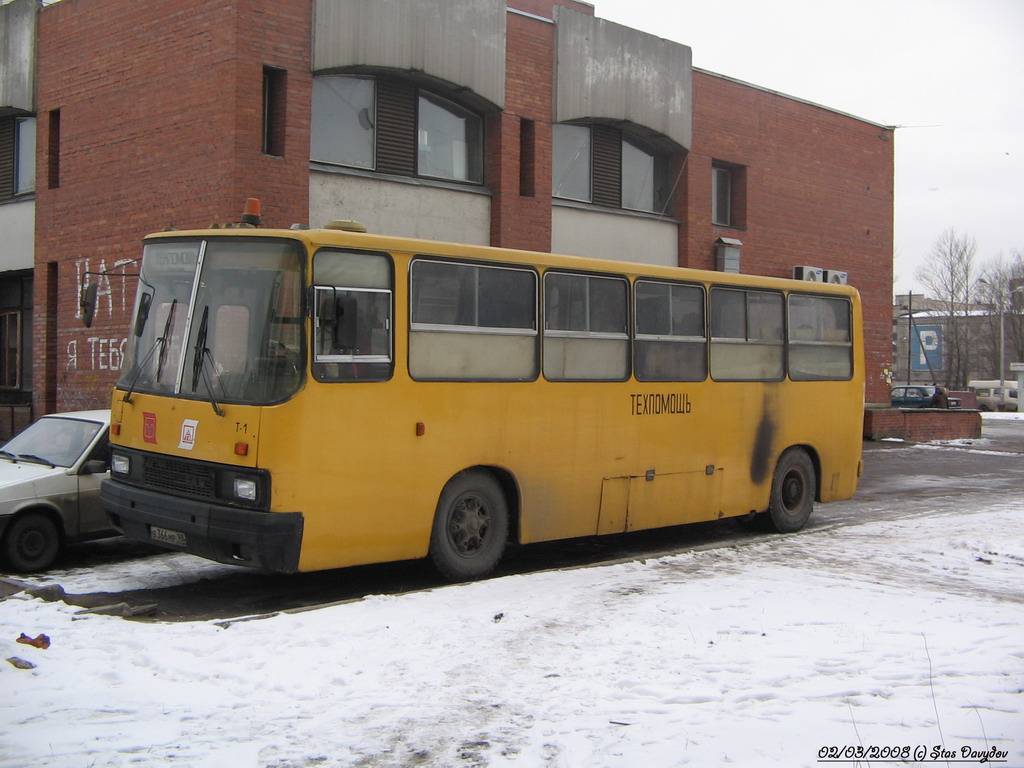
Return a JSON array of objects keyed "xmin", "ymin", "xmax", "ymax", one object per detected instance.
[{"xmin": 179, "ymin": 419, "xmax": 199, "ymax": 450}]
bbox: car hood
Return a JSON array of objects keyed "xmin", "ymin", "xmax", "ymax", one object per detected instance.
[{"xmin": 0, "ymin": 460, "xmax": 67, "ymax": 500}]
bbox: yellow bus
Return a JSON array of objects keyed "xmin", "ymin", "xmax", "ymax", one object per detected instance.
[{"xmin": 100, "ymin": 210, "xmax": 864, "ymax": 580}]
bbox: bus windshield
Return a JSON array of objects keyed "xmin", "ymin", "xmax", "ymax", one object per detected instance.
[{"xmin": 118, "ymin": 237, "xmax": 305, "ymax": 407}]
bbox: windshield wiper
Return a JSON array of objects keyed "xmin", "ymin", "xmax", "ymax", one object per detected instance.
[
  {"xmin": 0, "ymin": 449, "xmax": 17, "ymax": 462},
  {"xmin": 123, "ymin": 298, "xmax": 177, "ymax": 404},
  {"xmin": 190, "ymin": 306, "xmax": 225, "ymax": 417},
  {"xmin": 17, "ymin": 453, "xmax": 56, "ymax": 468}
]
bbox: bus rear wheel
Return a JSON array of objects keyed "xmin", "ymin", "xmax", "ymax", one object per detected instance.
[
  {"xmin": 429, "ymin": 470, "xmax": 508, "ymax": 582},
  {"xmin": 767, "ymin": 448, "xmax": 815, "ymax": 533}
]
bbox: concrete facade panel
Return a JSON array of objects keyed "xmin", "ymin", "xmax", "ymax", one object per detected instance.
[
  {"xmin": 0, "ymin": 0, "xmax": 36, "ymax": 113},
  {"xmin": 310, "ymin": 171, "xmax": 491, "ymax": 245},
  {"xmin": 551, "ymin": 207, "xmax": 679, "ymax": 267},
  {"xmin": 313, "ymin": 0, "xmax": 505, "ymax": 108},
  {"xmin": 0, "ymin": 199, "xmax": 33, "ymax": 270},
  {"xmin": 555, "ymin": 9, "xmax": 691, "ymax": 150}
]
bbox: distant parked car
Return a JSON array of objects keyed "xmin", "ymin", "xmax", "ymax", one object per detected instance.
[
  {"xmin": 967, "ymin": 380, "xmax": 1018, "ymax": 412},
  {"xmin": 890, "ymin": 386, "xmax": 961, "ymax": 409},
  {"xmin": 0, "ymin": 410, "xmax": 113, "ymax": 573}
]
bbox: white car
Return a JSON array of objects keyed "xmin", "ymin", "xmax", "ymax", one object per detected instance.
[{"xmin": 0, "ymin": 410, "xmax": 113, "ymax": 572}]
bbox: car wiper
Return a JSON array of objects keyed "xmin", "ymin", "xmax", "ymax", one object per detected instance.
[
  {"xmin": 123, "ymin": 299, "xmax": 177, "ymax": 404},
  {"xmin": 17, "ymin": 453, "xmax": 56, "ymax": 468},
  {"xmin": 0, "ymin": 449, "xmax": 17, "ymax": 461},
  {"xmin": 190, "ymin": 306, "xmax": 225, "ymax": 417}
]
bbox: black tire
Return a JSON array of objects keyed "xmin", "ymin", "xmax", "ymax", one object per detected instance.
[
  {"xmin": 767, "ymin": 449, "xmax": 816, "ymax": 533},
  {"xmin": 2, "ymin": 512, "xmax": 62, "ymax": 573},
  {"xmin": 429, "ymin": 470, "xmax": 509, "ymax": 582}
]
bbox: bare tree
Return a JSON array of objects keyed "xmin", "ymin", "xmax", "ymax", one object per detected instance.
[
  {"xmin": 977, "ymin": 249, "xmax": 1024, "ymax": 379},
  {"xmin": 915, "ymin": 229, "xmax": 977, "ymax": 387}
]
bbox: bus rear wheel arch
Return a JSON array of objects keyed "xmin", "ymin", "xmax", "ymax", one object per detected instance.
[
  {"xmin": 767, "ymin": 447, "xmax": 816, "ymax": 533},
  {"xmin": 429, "ymin": 469, "xmax": 510, "ymax": 582}
]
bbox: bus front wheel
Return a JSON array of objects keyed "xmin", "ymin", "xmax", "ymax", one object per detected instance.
[
  {"xmin": 767, "ymin": 449, "xmax": 815, "ymax": 533},
  {"xmin": 429, "ymin": 470, "xmax": 509, "ymax": 582}
]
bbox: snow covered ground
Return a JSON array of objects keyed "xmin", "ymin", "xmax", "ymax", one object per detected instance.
[{"xmin": 1, "ymin": 428, "xmax": 1022, "ymax": 766}]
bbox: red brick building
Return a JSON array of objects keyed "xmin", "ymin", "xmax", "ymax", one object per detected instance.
[{"xmin": 0, "ymin": 0, "xmax": 893, "ymax": 422}]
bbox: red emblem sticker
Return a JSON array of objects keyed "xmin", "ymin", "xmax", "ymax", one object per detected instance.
[{"xmin": 143, "ymin": 412, "xmax": 157, "ymax": 443}]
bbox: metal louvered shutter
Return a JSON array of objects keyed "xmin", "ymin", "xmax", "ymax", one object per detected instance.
[
  {"xmin": 591, "ymin": 125, "xmax": 621, "ymax": 208},
  {"xmin": 376, "ymin": 79, "xmax": 416, "ymax": 176},
  {"xmin": 0, "ymin": 119, "xmax": 14, "ymax": 200}
]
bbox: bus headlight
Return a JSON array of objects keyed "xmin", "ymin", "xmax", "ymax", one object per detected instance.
[
  {"xmin": 111, "ymin": 453, "xmax": 130, "ymax": 475},
  {"xmin": 234, "ymin": 477, "xmax": 258, "ymax": 502}
]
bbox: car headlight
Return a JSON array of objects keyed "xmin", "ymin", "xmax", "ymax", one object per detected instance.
[
  {"xmin": 111, "ymin": 453, "xmax": 130, "ymax": 475},
  {"xmin": 233, "ymin": 477, "xmax": 258, "ymax": 502}
]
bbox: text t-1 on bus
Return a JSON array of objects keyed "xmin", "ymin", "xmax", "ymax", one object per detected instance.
[{"xmin": 95, "ymin": 200, "xmax": 864, "ymax": 581}]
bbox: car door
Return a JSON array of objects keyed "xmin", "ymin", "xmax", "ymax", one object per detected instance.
[{"xmin": 73, "ymin": 429, "xmax": 113, "ymax": 539}]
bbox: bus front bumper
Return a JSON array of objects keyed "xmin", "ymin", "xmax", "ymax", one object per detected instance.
[{"xmin": 101, "ymin": 479, "xmax": 303, "ymax": 573}]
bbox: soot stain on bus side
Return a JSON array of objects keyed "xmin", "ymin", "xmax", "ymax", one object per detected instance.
[{"xmin": 750, "ymin": 395, "xmax": 777, "ymax": 485}]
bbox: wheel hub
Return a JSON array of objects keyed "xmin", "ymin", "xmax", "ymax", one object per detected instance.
[{"xmin": 449, "ymin": 495, "xmax": 490, "ymax": 556}]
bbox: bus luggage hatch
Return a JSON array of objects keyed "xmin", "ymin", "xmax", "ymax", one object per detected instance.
[{"xmin": 599, "ymin": 466, "xmax": 721, "ymax": 535}]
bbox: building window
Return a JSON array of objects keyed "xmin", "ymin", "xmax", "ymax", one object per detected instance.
[
  {"xmin": 553, "ymin": 123, "xmax": 668, "ymax": 214},
  {"xmin": 311, "ymin": 75, "xmax": 375, "ymax": 169},
  {"xmin": 14, "ymin": 117, "xmax": 35, "ymax": 195},
  {"xmin": 552, "ymin": 124, "xmax": 591, "ymax": 202},
  {"xmin": 712, "ymin": 166, "xmax": 731, "ymax": 225},
  {"xmin": 311, "ymin": 74, "xmax": 483, "ymax": 184},
  {"xmin": 519, "ymin": 118, "xmax": 535, "ymax": 197},
  {"xmin": 621, "ymin": 138, "xmax": 658, "ymax": 212},
  {"xmin": 0, "ymin": 116, "xmax": 35, "ymax": 200},
  {"xmin": 47, "ymin": 110, "xmax": 60, "ymax": 190},
  {"xmin": 712, "ymin": 162, "xmax": 746, "ymax": 228},
  {"xmin": 262, "ymin": 67, "xmax": 287, "ymax": 157},
  {"xmin": 417, "ymin": 92, "xmax": 482, "ymax": 183},
  {"xmin": 0, "ymin": 311, "xmax": 20, "ymax": 388}
]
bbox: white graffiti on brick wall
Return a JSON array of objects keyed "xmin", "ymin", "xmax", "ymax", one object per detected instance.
[
  {"xmin": 74, "ymin": 256, "xmax": 137, "ymax": 321},
  {"xmin": 67, "ymin": 337, "xmax": 128, "ymax": 371}
]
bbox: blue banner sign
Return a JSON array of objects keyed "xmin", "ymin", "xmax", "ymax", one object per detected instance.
[{"xmin": 910, "ymin": 324, "xmax": 943, "ymax": 372}]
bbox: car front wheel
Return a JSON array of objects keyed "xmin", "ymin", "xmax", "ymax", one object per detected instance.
[{"xmin": 2, "ymin": 512, "xmax": 62, "ymax": 573}]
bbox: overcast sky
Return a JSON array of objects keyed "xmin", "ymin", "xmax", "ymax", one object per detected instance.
[{"xmin": 593, "ymin": 0, "xmax": 1024, "ymax": 296}]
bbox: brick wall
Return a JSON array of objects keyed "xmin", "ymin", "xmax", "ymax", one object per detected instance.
[
  {"xmin": 30, "ymin": 0, "xmax": 894, "ymax": 413},
  {"xmin": 690, "ymin": 72, "xmax": 895, "ymax": 405},
  {"xmin": 33, "ymin": 0, "xmax": 311, "ymax": 413},
  {"xmin": 487, "ymin": 9, "xmax": 556, "ymax": 252},
  {"xmin": 863, "ymin": 408, "xmax": 982, "ymax": 441}
]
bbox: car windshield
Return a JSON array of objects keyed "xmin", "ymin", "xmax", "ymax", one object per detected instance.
[{"xmin": 0, "ymin": 417, "xmax": 102, "ymax": 468}]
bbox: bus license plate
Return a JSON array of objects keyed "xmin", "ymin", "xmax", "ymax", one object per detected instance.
[{"xmin": 150, "ymin": 526, "xmax": 187, "ymax": 548}]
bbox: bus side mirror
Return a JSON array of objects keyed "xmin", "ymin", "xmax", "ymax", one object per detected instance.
[
  {"xmin": 334, "ymin": 296, "xmax": 358, "ymax": 350},
  {"xmin": 80, "ymin": 282, "xmax": 98, "ymax": 328},
  {"xmin": 134, "ymin": 293, "xmax": 153, "ymax": 337}
]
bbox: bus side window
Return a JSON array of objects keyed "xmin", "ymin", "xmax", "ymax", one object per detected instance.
[
  {"xmin": 787, "ymin": 294, "xmax": 852, "ymax": 381},
  {"xmin": 543, "ymin": 272, "xmax": 629, "ymax": 381},
  {"xmin": 410, "ymin": 259, "xmax": 538, "ymax": 381},
  {"xmin": 312, "ymin": 249, "xmax": 394, "ymax": 382},
  {"xmin": 710, "ymin": 287, "xmax": 784, "ymax": 381},
  {"xmin": 634, "ymin": 280, "xmax": 706, "ymax": 382}
]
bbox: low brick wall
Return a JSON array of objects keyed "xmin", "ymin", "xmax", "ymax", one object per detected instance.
[{"xmin": 863, "ymin": 408, "xmax": 982, "ymax": 442}]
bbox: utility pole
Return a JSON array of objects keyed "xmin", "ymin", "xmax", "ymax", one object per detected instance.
[{"xmin": 906, "ymin": 291, "xmax": 913, "ymax": 384}]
